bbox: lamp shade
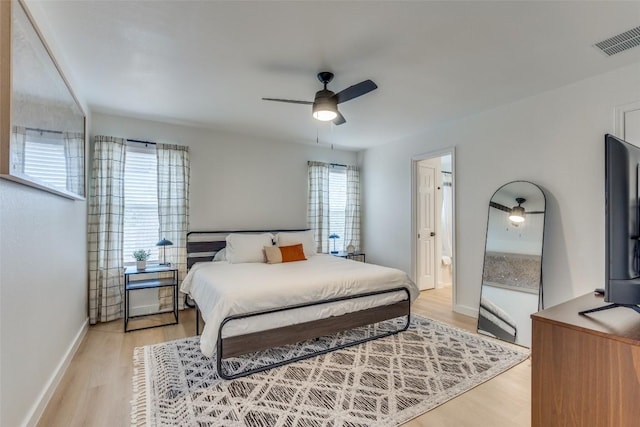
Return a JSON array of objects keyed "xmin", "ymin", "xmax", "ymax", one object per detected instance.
[
  {"xmin": 156, "ymin": 238, "xmax": 173, "ymax": 246},
  {"xmin": 329, "ymin": 234, "xmax": 339, "ymax": 239},
  {"xmin": 156, "ymin": 237, "xmax": 173, "ymax": 265}
]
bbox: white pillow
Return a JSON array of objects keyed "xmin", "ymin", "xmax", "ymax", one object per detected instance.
[
  {"xmin": 276, "ymin": 230, "xmax": 317, "ymax": 258},
  {"xmin": 225, "ymin": 233, "xmax": 274, "ymax": 264},
  {"xmin": 213, "ymin": 248, "xmax": 227, "ymax": 262}
]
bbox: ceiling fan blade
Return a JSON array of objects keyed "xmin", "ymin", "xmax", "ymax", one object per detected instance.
[
  {"xmin": 333, "ymin": 111, "xmax": 346, "ymax": 125},
  {"xmin": 262, "ymin": 97, "xmax": 313, "ymax": 105},
  {"xmin": 491, "ymin": 202, "xmax": 544, "ymax": 215},
  {"xmin": 335, "ymin": 80, "xmax": 378, "ymax": 104},
  {"xmin": 490, "ymin": 202, "xmax": 511, "ymax": 213}
]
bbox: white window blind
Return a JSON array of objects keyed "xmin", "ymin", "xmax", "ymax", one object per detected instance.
[
  {"xmin": 329, "ymin": 166, "xmax": 347, "ymax": 252},
  {"xmin": 24, "ymin": 136, "xmax": 67, "ymax": 190},
  {"xmin": 123, "ymin": 143, "xmax": 159, "ymax": 263}
]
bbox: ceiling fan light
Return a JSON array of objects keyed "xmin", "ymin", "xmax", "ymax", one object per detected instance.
[
  {"xmin": 509, "ymin": 206, "xmax": 526, "ymax": 223},
  {"xmin": 313, "ymin": 110, "xmax": 338, "ymax": 121},
  {"xmin": 312, "ymin": 100, "xmax": 337, "ymax": 121}
]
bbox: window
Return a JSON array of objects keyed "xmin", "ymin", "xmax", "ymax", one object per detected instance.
[
  {"xmin": 329, "ymin": 166, "xmax": 347, "ymax": 251},
  {"xmin": 308, "ymin": 161, "xmax": 360, "ymax": 253},
  {"xmin": 24, "ymin": 132, "xmax": 67, "ymax": 190},
  {"xmin": 123, "ymin": 143, "xmax": 159, "ymax": 263}
]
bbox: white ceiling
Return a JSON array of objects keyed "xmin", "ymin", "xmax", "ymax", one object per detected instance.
[{"xmin": 30, "ymin": 1, "xmax": 640, "ymax": 150}]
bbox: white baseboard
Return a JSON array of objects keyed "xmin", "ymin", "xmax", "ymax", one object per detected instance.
[
  {"xmin": 454, "ymin": 303, "xmax": 478, "ymax": 318},
  {"xmin": 25, "ymin": 317, "xmax": 89, "ymax": 427}
]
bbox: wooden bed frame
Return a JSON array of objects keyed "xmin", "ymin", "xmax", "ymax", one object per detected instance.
[{"xmin": 185, "ymin": 230, "xmax": 412, "ymax": 380}]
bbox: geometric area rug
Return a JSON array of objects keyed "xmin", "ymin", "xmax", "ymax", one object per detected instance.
[{"xmin": 132, "ymin": 314, "xmax": 528, "ymax": 426}]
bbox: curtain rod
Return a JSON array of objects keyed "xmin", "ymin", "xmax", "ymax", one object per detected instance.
[
  {"xmin": 127, "ymin": 138, "xmax": 156, "ymax": 145},
  {"xmin": 26, "ymin": 126, "xmax": 63, "ymax": 135},
  {"xmin": 307, "ymin": 161, "xmax": 351, "ymax": 168}
]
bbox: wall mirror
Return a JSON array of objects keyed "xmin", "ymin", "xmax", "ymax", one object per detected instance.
[
  {"xmin": 478, "ymin": 181, "xmax": 546, "ymax": 348},
  {"xmin": 0, "ymin": 0, "xmax": 85, "ymax": 199}
]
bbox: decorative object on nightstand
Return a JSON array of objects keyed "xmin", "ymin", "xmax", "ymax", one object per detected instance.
[
  {"xmin": 156, "ymin": 237, "xmax": 173, "ymax": 266},
  {"xmin": 124, "ymin": 264, "xmax": 179, "ymax": 332},
  {"xmin": 329, "ymin": 233, "xmax": 339, "ymax": 254},
  {"xmin": 132, "ymin": 249, "xmax": 150, "ymax": 271},
  {"xmin": 347, "ymin": 244, "xmax": 355, "ymax": 254}
]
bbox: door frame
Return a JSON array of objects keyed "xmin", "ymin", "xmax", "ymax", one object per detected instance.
[
  {"xmin": 411, "ymin": 147, "xmax": 457, "ymax": 301},
  {"xmin": 615, "ymin": 100, "xmax": 640, "ymax": 140}
]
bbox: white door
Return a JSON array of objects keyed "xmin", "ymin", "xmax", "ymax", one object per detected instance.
[{"xmin": 417, "ymin": 160, "xmax": 437, "ymax": 290}]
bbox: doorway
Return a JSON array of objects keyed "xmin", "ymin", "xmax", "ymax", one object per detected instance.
[{"xmin": 413, "ymin": 150, "xmax": 455, "ymax": 299}]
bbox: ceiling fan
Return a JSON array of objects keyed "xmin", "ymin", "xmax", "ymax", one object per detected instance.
[
  {"xmin": 262, "ymin": 71, "xmax": 378, "ymax": 126},
  {"xmin": 490, "ymin": 197, "xmax": 544, "ymax": 223}
]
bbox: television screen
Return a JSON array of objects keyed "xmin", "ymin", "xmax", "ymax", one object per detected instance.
[{"xmin": 605, "ymin": 134, "xmax": 640, "ymax": 305}]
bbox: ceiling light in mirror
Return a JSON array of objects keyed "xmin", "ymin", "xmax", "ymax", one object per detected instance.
[{"xmin": 509, "ymin": 198, "xmax": 526, "ymax": 223}]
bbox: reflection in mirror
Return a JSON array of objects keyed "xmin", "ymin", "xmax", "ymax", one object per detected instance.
[
  {"xmin": 11, "ymin": 127, "xmax": 84, "ymax": 195},
  {"xmin": 478, "ymin": 181, "xmax": 546, "ymax": 348},
  {"xmin": 1, "ymin": 0, "xmax": 85, "ymax": 198}
]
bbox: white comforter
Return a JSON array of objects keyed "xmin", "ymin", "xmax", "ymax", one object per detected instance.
[{"xmin": 180, "ymin": 254, "xmax": 418, "ymax": 357}]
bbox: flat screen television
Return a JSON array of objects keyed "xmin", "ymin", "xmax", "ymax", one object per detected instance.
[{"xmin": 582, "ymin": 134, "xmax": 640, "ymax": 314}]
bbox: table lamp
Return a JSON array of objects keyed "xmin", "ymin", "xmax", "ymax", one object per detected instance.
[
  {"xmin": 156, "ymin": 237, "xmax": 173, "ymax": 265},
  {"xmin": 329, "ymin": 234, "xmax": 339, "ymax": 254}
]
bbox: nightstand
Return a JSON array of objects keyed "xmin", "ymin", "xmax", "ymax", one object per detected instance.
[
  {"xmin": 332, "ymin": 251, "xmax": 366, "ymax": 262},
  {"xmin": 124, "ymin": 265, "xmax": 178, "ymax": 332}
]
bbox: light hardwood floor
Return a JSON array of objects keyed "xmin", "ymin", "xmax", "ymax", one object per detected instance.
[{"xmin": 37, "ymin": 287, "xmax": 530, "ymax": 426}]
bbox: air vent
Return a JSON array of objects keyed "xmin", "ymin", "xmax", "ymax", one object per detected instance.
[{"xmin": 594, "ymin": 26, "xmax": 640, "ymax": 56}]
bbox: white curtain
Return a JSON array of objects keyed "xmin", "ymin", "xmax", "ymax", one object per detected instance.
[
  {"xmin": 344, "ymin": 165, "xmax": 361, "ymax": 251},
  {"xmin": 88, "ymin": 136, "xmax": 126, "ymax": 323},
  {"xmin": 10, "ymin": 126, "xmax": 26, "ymax": 174},
  {"xmin": 307, "ymin": 161, "xmax": 330, "ymax": 253},
  {"xmin": 441, "ymin": 173, "xmax": 453, "ymax": 258},
  {"xmin": 64, "ymin": 131, "xmax": 85, "ymax": 196},
  {"xmin": 156, "ymin": 143, "xmax": 190, "ymax": 310}
]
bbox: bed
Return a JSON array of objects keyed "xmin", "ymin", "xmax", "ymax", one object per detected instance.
[{"xmin": 181, "ymin": 230, "xmax": 419, "ymax": 379}]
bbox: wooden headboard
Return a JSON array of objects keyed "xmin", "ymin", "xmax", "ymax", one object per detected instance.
[{"xmin": 186, "ymin": 229, "xmax": 308, "ymax": 269}]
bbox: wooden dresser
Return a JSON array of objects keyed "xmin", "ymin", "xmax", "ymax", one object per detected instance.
[{"xmin": 531, "ymin": 292, "xmax": 640, "ymax": 426}]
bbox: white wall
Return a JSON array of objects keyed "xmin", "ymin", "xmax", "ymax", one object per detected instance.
[
  {"xmin": 91, "ymin": 113, "xmax": 358, "ymax": 230},
  {"xmin": 360, "ymin": 62, "xmax": 640, "ymax": 316},
  {"xmin": 0, "ymin": 2, "xmax": 89, "ymax": 426},
  {"xmin": 0, "ymin": 183, "xmax": 88, "ymax": 426}
]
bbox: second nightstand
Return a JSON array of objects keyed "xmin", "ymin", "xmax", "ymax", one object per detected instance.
[{"xmin": 332, "ymin": 251, "xmax": 366, "ymax": 262}]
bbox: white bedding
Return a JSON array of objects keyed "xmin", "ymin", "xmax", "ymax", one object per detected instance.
[{"xmin": 180, "ymin": 254, "xmax": 418, "ymax": 357}]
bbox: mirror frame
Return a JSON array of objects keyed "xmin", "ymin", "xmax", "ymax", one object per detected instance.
[
  {"xmin": 0, "ymin": 0, "xmax": 86, "ymax": 200},
  {"xmin": 478, "ymin": 180, "xmax": 546, "ymax": 347}
]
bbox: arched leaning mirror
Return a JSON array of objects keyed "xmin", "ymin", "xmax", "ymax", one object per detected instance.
[{"xmin": 478, "ymin": 181, "xmax": 546, "ymax": 348}]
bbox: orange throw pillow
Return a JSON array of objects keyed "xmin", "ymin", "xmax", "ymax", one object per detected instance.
[
  {"xmin": 264, "ymin": 243, "xmax": 307, "ymax": 264},
  {"xmin": 279, "ymin": 243, "xmax": 306, "ymax": 262}
]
